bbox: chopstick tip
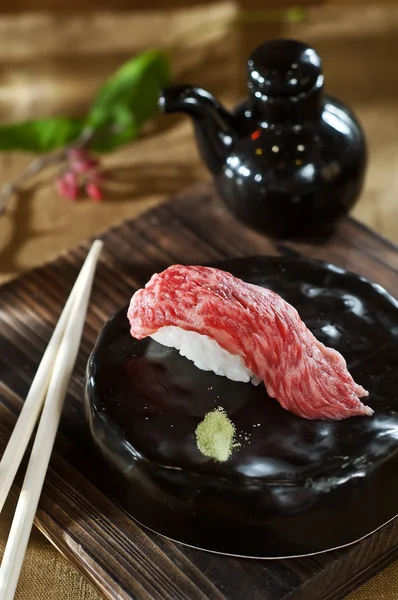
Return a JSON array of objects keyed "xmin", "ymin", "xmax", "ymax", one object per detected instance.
[
  {"xmin": 91, "ymin": 239, "xmax": 104, "ymax": 256},
  {"xmin": 92, "ymin": 239, "xmax": 104, "ymax": 249}
]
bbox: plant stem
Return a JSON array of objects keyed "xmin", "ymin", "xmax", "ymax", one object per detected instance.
[
  {"xmin": 0, "ymin": 127, "xmax": 94, "ymax": 215},
  {"xmin": 0, "ymin": 153, "xmax": 64, "ymax": 214}
]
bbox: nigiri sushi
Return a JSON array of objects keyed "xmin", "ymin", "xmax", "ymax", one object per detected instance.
[{"xmin": 127, "ymin": 264, "xmax": 372, "ymax": 420}]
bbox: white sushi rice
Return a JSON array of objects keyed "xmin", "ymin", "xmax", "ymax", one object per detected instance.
[{"xmin": 150, "ymin": 326, "xmax": 261, "ymax": 385}]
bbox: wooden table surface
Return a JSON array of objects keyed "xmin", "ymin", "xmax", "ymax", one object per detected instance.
[{"xmin": 0, "ymin": 3, "xmax": 397, "ymax": 599}]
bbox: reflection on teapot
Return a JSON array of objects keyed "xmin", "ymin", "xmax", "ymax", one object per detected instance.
[{"xmin": 159, "ymin": 39, "xmax": 367, "ymax": 240}]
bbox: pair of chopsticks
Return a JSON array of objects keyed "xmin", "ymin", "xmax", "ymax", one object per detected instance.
[{"xmin": 0, "ymin": 240, "xmax": 103, "ymax": 600}]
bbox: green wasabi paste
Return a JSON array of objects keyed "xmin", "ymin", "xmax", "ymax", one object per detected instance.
[{"xmin": 195, "ymin": 407, "xmax": 239, "ymax": 462}]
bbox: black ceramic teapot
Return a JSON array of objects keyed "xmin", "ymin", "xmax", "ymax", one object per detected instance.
[{"xmin": 159, "ymin": 39, "xmax": 367, "ymax": 239}]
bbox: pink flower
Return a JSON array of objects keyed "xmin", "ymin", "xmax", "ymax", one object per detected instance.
[
  {"xmin": 56, "ymin": 171, "xmax": 79, "ymax": 200},
  {"xmin": 55, "ymin": 147, "xmax": 104, "ymax": 202},
  {"xmin": 73, "ymin": 159, "xmax": 99, "ymax": 174},
  {"xmin": 67, "ymin": 148, "xmax": 99, "ymax": 174},
  {"xmin": 86, "ymin": 181, "xmax": 103, "ymax": 202}
]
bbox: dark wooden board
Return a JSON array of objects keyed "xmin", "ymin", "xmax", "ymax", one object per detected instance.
[{"xmin": 1, "ymin": 181, "xmax": 398, "ymax": 600}]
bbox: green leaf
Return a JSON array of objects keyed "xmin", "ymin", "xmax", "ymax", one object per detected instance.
[
  {"xmin": 87, "ymin": 49, "xmax": 171, "ymax": 152},
  {"xmin": 0, "ymin": 117, "xmax": 84, "ymax": 153},
  {"xmin": 0, "ymin": 49, "xmax": 170, "ymax": 154}
]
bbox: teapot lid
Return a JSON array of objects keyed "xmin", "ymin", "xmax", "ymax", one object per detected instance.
[{"xmin": 247, "ymin": 39, "xmax": 324, "ymax": 123}]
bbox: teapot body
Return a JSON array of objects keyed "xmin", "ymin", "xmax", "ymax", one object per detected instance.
[
  {"xmin": 160, "ymin": 39, "xmax": 367, "ymax": 239},
  {"xmin": 195, "ymin": 96, "xmax": 366, "ymax": 239}
]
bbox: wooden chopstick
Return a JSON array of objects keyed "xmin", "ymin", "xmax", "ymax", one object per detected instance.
[
  {"xmin": 0, "ymin": 242, "xmax": 101, "ymax": 515},
  {"xmin": 0, "ymin": 239, "xmax": 103, "ymax": 600}
]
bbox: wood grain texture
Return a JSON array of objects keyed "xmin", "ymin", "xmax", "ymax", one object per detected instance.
[
  {"xmin": 0, "ymin": 182, "xmax": 398, "ymax": 600},
  {"xmin": 0, "ymin": 0, "xmax": 396, "ymax": 14},
  {"xmin": 0, "ymin": 1, "xmax": 316, "ymax": 15}
]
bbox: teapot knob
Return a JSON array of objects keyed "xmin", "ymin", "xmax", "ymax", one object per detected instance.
[{"xmin": 247, "ymin": 39, "xmax": 324, "ymax": 123}]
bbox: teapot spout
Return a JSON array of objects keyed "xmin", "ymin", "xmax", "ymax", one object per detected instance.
[{"xmin": 159, "ymin": 84, "xmax": 235, "ymax": 175}]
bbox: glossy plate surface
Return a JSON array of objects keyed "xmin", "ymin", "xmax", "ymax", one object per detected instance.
[{"xmin": 85, "ymin": 257, "xmax": 398, "ymax": 558}]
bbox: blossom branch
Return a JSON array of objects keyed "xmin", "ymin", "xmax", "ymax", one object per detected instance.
[{"xmin": 0, "ymin": 127, "xmax": 95, "ymax": 214}]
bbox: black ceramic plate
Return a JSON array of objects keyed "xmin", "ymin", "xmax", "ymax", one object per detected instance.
[{"xmin": 85, "ymin": 256, "xmax": 398, "ymax": 558}]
